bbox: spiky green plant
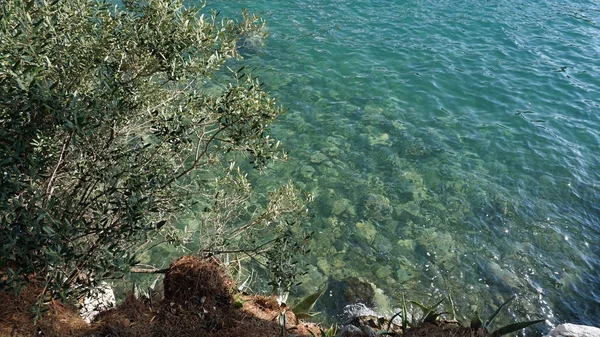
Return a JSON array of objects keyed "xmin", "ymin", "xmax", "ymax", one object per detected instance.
[
  {"xmin": 292, "ymin": 287, "xmax": 325, "ymax": 321},
  {"xmin": 470, "ymin": 296, "xmax": 544, "ymax": 337},
  {"xmin": 409, "ymin": 297, "xmax": 446, "ymax": 324}
]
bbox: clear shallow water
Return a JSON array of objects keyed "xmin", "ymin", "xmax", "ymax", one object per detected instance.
[{"xmin": 204, "ymin": 0, "xmax": 600, "ymax": 329}]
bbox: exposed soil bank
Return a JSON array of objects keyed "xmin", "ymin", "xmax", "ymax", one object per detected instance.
[{"xmin": 0, "ymin": 256, "xmax": 320, "ymax": 337}]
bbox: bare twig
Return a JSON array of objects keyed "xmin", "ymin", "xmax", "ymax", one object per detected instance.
[
  {"xmin": 130, "ymin": 267, "xmax": 168, "ymax": 274},
  {"xmin": 45, "ymin": 132, "xmax": 73, "ymax": 202},
  {"xmin": 160, "ymin": 124, "xmax": 228, "ymax": 189}
]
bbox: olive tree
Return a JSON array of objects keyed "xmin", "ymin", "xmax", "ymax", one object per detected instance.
[{"xmin": 0, "ymin": 0, "xmax": 307, "ymax": 308}]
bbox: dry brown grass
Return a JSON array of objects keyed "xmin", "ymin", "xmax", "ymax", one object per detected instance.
[
  {"xmin": 0, "ymin": 280, "xmax": 89, "ymax": 337},
  {"xmin": 0, "ymin": 256, "xmax": 321, "ymax": 337},
  {"xmin": 0, "ymin": 265, "xmax": 493, "ymax": 337}
]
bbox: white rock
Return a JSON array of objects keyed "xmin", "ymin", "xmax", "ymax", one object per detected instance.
[
  {"xmin": 544, "ymin": 324, "xmax": 600, "ymax": 337},
  {"xmin": 80, "ymin": 282, "xmax": 115, "ymax": 323},
  {"xmin": 343, "ymin": 303, "xmax": 379, "ymax": 319}
]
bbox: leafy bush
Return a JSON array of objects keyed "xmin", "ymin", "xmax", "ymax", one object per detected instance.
[{"xmin": 0, "ymin": 0, "xmax": 307, "ymax": 308}]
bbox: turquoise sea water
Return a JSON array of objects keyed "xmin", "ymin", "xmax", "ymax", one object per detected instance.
[{"xmin": 207, "ymin": 0, "xmax": 600, "ymax": 330}]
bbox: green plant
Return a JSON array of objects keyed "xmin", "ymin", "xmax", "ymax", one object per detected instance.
[
  {"xmin": 382, "ymin": 295, "xmax": 542, "ymax": 337},
  {"xmin": 264, "ymin": 229, "xmax": 313, "ymax": 297},
  {"xmin": 291, "ymin": 287, "xmax": 325, "ymax": 321},
  {"xmin": 309, "ymin": 324, "xmax": 337, "ymax": 337},
  {"xmin": 409, "ymin": 297, "xmax": 446, "ymax": 324},
  {"xmin": 386, "ymin": 293, "xmax": 410, "ymax": 333},
  {"xmin": 0, "ymin": 0, "xmax": 306, "ymax": 309},
  {"xmin": 470, "ymin": 296, "xmax": 544, "ymax": 337}
]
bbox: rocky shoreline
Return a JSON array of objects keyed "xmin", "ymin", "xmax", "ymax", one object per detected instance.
[{"xmin": 2, "ymin": 256, "xmax": 598, "ymax": 337}]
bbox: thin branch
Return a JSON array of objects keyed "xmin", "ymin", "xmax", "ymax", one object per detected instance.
[
  {"xmin": 160, "ymin": 124, "xmax": 228, "ymax": 189},
  {"xmin": 130, "ymin": 267, "xmax": 168, "ymax": 274},
  {"xmin": 202, "ymin": 237, "xmax": 278, "ymax": 256},
  {"xmin": 228, "ymin": 211, "xmax": 271, "ymax": 238},
  {"xmin": 45, "ymin": 132, "xmax": 73, "ymax": 202}
]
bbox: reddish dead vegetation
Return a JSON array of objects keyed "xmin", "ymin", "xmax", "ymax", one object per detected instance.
[
  {"xmin": 0, "ymin": 256, "xmax": 322, "ymax": 337},
  {"xmin": 0, "ymin": 279, "xmax": 89, "ymax": 336}
]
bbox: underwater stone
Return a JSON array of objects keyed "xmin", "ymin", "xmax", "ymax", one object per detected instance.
[
  {"xmin": 310, "ymin": 151, "xmax": 328, "ymax": 164},
  {"xmin": 368, "ymin": 132, "xmax": 391, "ymax": 147},
  {"xmin": 296, "ymin": 265, "xmax": 327, "ymax": 295},
  {"xmin": 418, "ymin": 230, "xmax": 457, "ymax": 265},
  {"xmin": 341, "ymin": 277, "xmax": 376, "ymax": 307},
  {"xmin": 372, "ymin": 287, "xmax": 392, "ymax": 315},
  {"xmin": 393, "ymin": 201, "xmax": 421, "ymax": 222},
  {"xmin": 355, "ymin": 221, "xmax": 377, "ymax": 244},
  {"xmin": 333, "ymin": 239, "xmax": 346, "ymax": 252},
  {"xmin": 395, "ymin": 268, "xmax": 412, "ymax": 283},
  {"xmin": 485, "ymin": 261, "xmax": 525, "ymax": 291},
  {"xmin": 372, "ymin": 235, "xmax": 393, "ymax": 255},
  {"xmin": 317, "ymin": 257, "xmax": 331, "ymax": 274},
  {"xmin": 320, "ymin": 165, "xmax": 340, "ymax": 178},
  {"xmin": 391, "ymin": 119, "xmax": 406, "ymax": 131},
  {"xmin": 316, "ymin": 98, "xmax": 329, "ymax": 109},
  {"xmin": 326, "ymin": 218, "xmax": 348, "ymax": 240},
  {"xmin": 403, "ymin": 171, "xmax": 429, "ymax": 201},
  {"xmin": 332, "ymin": 198, "xmax": 352, "ymax": 216},
  {"xmin": 382, "ymin": 220, "xmax": 399, "ymax": 234},
  {"xmin": 396, "ymin": 239, "xmax": 416, "ymax": 253},
  {"xmin": 362, "ymin": 193, "xmax": 393, "ymax": 221},
  {"xmin": 323, "ymin": 145, "xmax": 342, "ymax": 157},
  {"xmin": 364, "ymin": 105, "xmax": 384, "ymax": 115},
  {"xmin": 300, "ymin": 165, "xmax": 316, "ymax": 179},
  {"xmin": 332, "ymin": 254, "xmax": 347, "ymax": 276},
  {"xmin": 375, "ymin": 265, "xmax": 393, "ymax": 279}
]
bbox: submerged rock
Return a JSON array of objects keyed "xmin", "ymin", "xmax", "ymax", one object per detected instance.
[
  {"xmin": 372, "ymin": 235, "xmax": 393, "ymax": 255},
  {"xmin": 374, "ymin": 265, "xmax": 393, "ymax": 280},
  {"xmin": 317, "ymin": 257, "xmax": 331, "ymax": 274},
  {"xmin": 368, "ymin": 133, "xmax": 391, "ymax": 147},
  {"xmin": 355, "ymin": 221, "xmax": 378, "ymax": 244},
  {"xmin": 396, "ymin": 239, "xmax": 416, "ymax": 253},
  {"xmin": 323, "ymin": 145, "xmax": 342, "ymax": 157},
  {"xmin": 362, "ymin": 193, "xmax": 393, "ymax": 221},
  {"xmin": 310, "ymin": 151, "xmax": 328, "ymax": 164},
  {"xmin": 323, "ymin": 276, "xmax": 388, "ymax": 318},
  {"xmin": 342, "ymin": 277, "xmax": 376, "ymax": 307},
  {"xmin": 332, "ymin": 198, "xmax": 353, "ymax": 216},
  {"xmin": 296, "ymin": 264, "xmax": 328, "ymax": 297},
  {"xmin": 484, "ymin": 260, "xmax": 525, "ymax": 291},
  {"xmin": 300, "ymin": 165, "xmax": 316, "ymax": 179},
  {"xmin": 417, "ymin": 230, "xmax": 457, "ymax": 265}
]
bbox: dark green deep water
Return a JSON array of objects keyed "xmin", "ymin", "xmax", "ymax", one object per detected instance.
[{"xmin": 201, "ymin": 0, "xmax": 600, "ymax": 330}]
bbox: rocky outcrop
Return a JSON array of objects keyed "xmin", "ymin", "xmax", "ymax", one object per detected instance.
[
  {"xmin": 544, "ymin": 324, "xmax": 600, "ymax": 337},
  {"xmin": 79, "ymin": 282, "xmax": 115, "ymax": 323}
]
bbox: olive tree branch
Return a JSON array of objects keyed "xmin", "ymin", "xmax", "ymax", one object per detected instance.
[
  {"xmin": 44, "ymin": 132, "xmax": 73, "ymax": 204},
  {"xmin": 160, "ymin": 124, "xmax": 228, "ymax": 189}
]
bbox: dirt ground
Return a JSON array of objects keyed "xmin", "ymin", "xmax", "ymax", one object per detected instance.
[
  {"xmin": 0, "ymin": 256, "xmax": 495, "ymax": 337},
  {"xmin": 0, "ymin": 256, "xmax": 321, "ymax": 337}
]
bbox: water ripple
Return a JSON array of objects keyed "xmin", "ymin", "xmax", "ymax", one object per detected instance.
[{"xmin": 208, "ymin": 0, "xmax": 600, "ymax": 328}]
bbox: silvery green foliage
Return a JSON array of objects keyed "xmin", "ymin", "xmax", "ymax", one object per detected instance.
[{"xmin": 0, "ymin": 0, "xmax": 300, "ymax": 305}]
